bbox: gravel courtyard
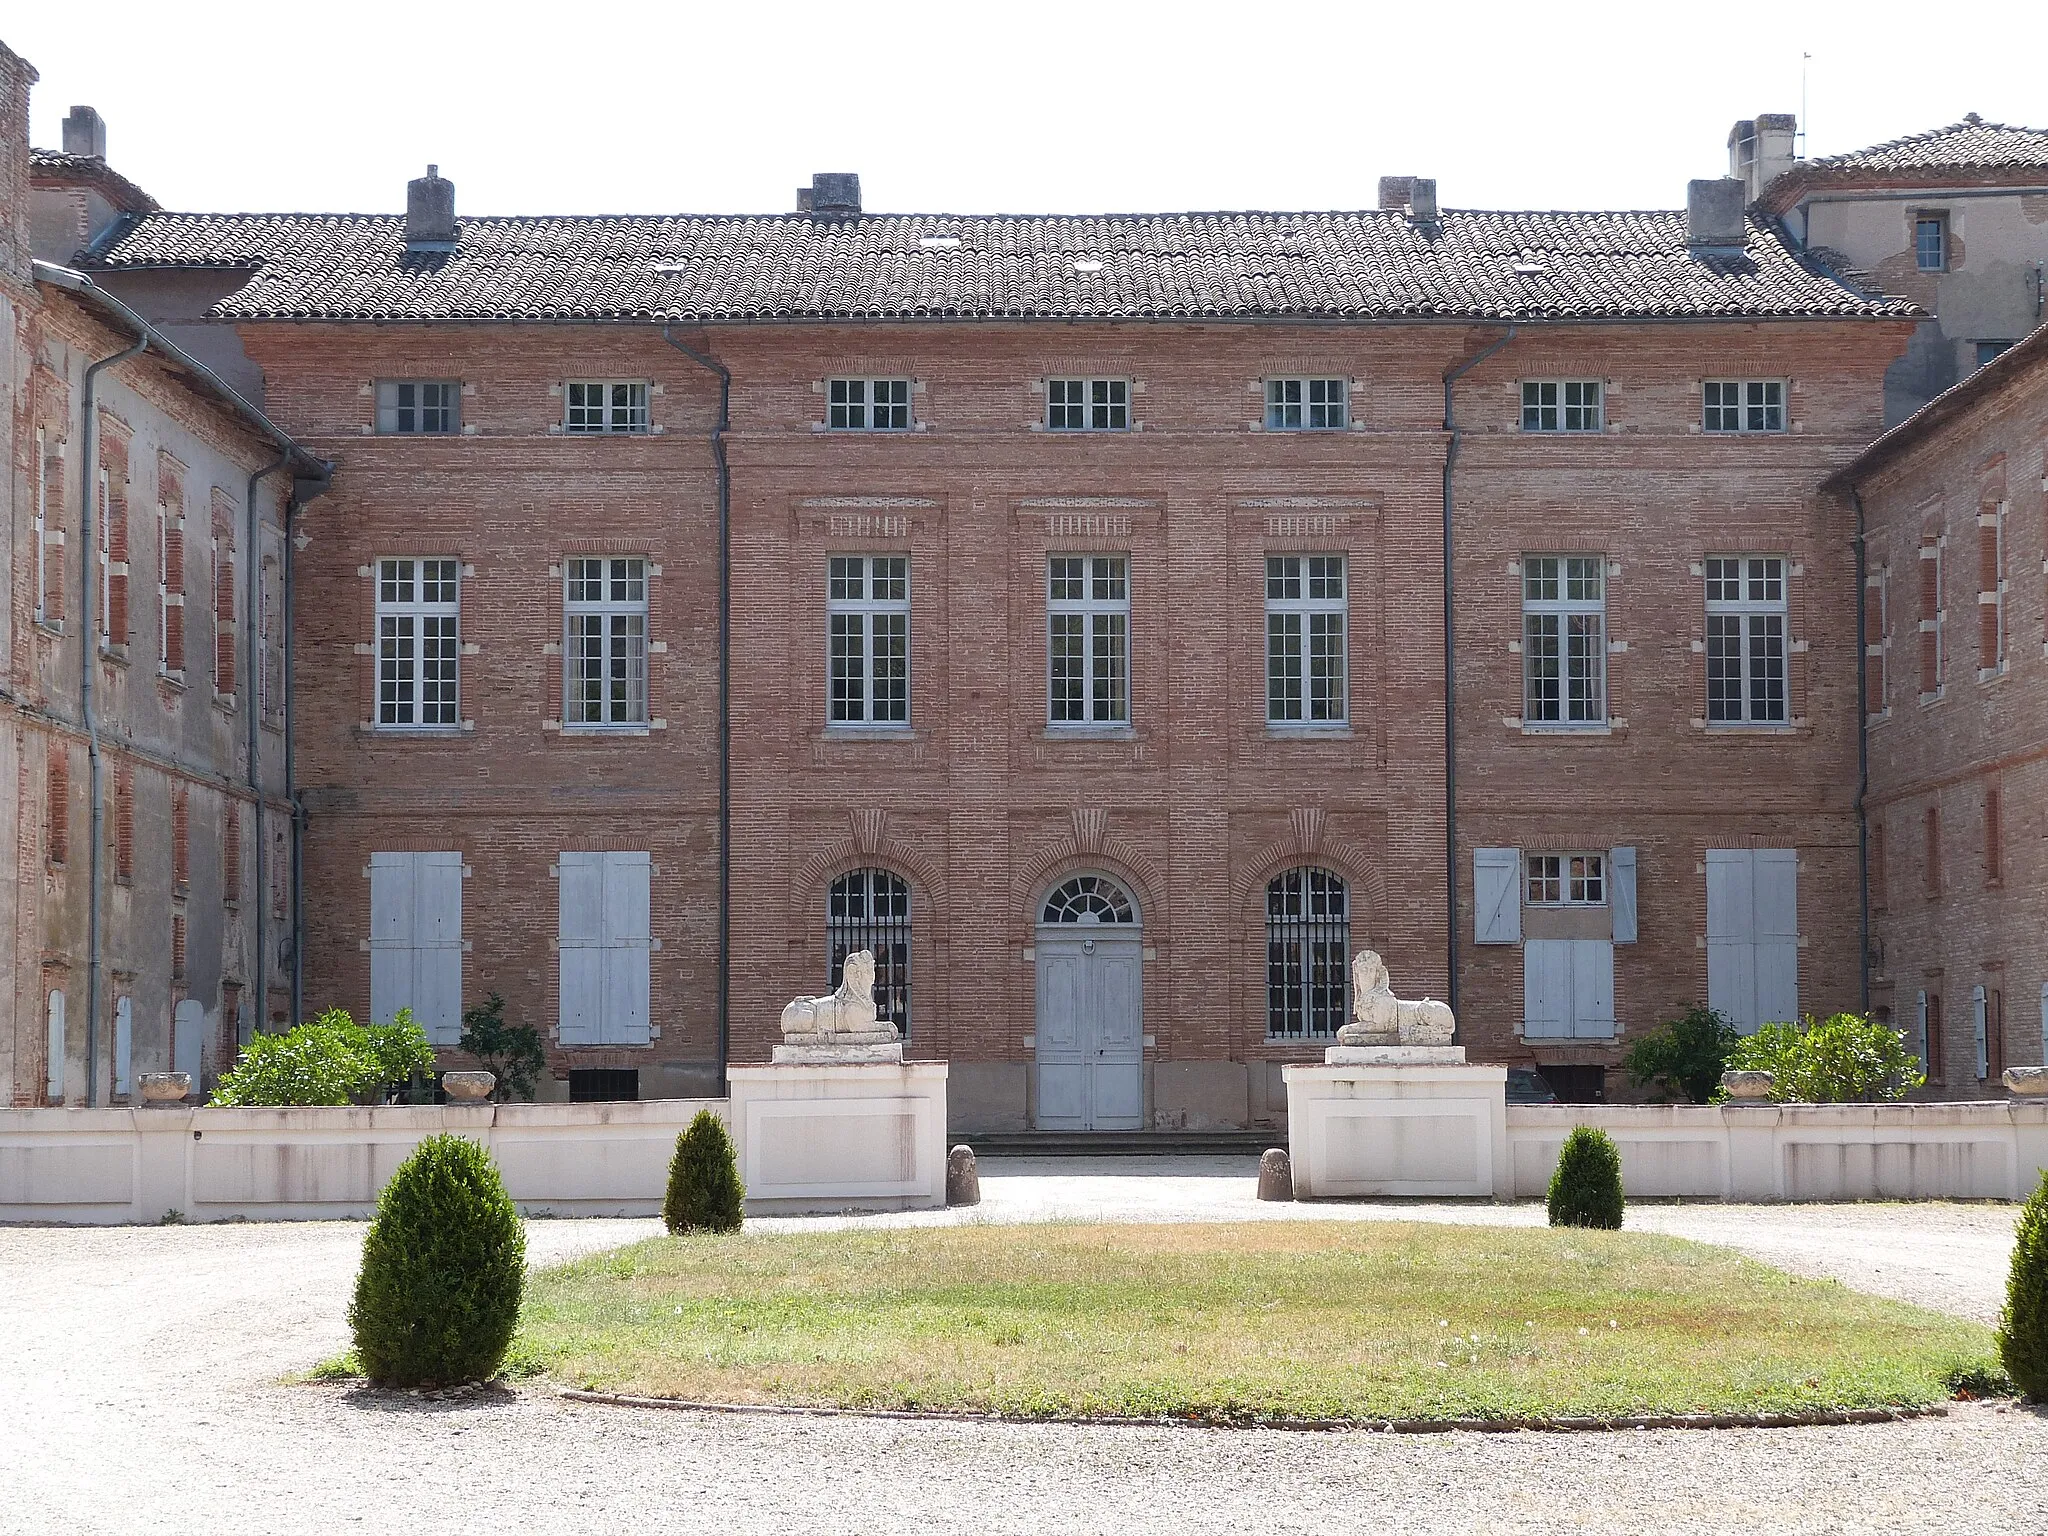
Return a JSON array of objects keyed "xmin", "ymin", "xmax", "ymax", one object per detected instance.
[{"xmin": 2, "ymin": 1157, "xmax": 2040, "ymax": 1535}]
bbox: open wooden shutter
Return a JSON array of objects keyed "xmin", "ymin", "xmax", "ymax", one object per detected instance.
[
  {"xmin": 557, "ymin": 852, "xmax": 605, "ymax": 1046},
  {"xmin": 1474, "ymin": 847, "xmax": 1521, "ymax": 945},
  {"xmin": 1972, "ymin": 985, "xmax": 1989, "ymax": 1079},
  {"xmin": 1609, "ymin": 846, "xmax": 1637, "ymax": 944},
  {"xmin": 1752, "ymin": 849, "xmax": 1799, "ymax": 1027},
  {"xmin": 601, "ymin": 852, "xmax": 653, "ymax": 1046},
  {"xmin": 1705, "ymin": 849, "xmax": 1758, "ymax": 1032},
  {"xmin": 1570, "ymin": 940, "xmax": 1616, "ymax": 1038},
  {"xmin": 368, "ymin": 852, "xmax": 416, "ymax": 1028},
  {"xmin": 1523, "ymin": 940, "xmax": 1570, "ymax": 1039},
  {"xmin": 47, "ymin": 991, "xmax": 65, "ymax": 1100},
  {"xmin": 172, "ymin": 998, "xmax": 204, "ymax": 1086},
  {"xmin": 414, "ymin": 852, "xmax": 464, "ymax": 1044},
  {"xmin": 114, "ymin": 995, "xmax": 133, "ymax": 1095}
]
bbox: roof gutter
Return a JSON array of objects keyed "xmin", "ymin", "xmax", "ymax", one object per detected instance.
[{"xmin": 179, "ymin": 309, "xmax": 1920, "ymax": 330}]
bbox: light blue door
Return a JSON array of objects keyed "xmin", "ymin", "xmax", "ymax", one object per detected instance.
[{"xmin": 1034, "ymin": 933, "xmax": 1143, "ymax": 1130}]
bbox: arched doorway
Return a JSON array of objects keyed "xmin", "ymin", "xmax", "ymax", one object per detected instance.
[{"xmin": 1034, "ymin": 873, "xmax": 1142, "ymax": 1130}]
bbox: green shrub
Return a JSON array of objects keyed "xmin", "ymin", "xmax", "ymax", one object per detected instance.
[
  {"xmin": 348, "ymin": 1134, "xmax": 525, "ymax": 1387},
  {"xmin": 1548, "ymin": 1126, "xmax": 1624, "ymax": 1230},
  {"xmin": 1724, "ymin": 1013, "xmax": 1925, "ymax": 1103},
  {"xmin": 663, "ymin": 1109, "xmax": 745, "ymax": 1235},
  {"xmin": 211, "ymin": 1007, "xmax": 435, "ymax": 1107},
  {"xmin": 458, "ymin": 992, "xmax": 546, "ymax": 1102},
  {"xmin": 1623, "ymin": 1004, "xmax": 1739, "ymax": 1104},
  {"xmin": 1999, "ymin": 1169, "xmax": 2048, "ymax": 1401}
]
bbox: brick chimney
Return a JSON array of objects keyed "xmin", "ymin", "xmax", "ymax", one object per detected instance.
[
  {"xmin": 1726, "ymin": 113, "xmax": 1798, "ymax": 201},
  {"xmin": 405, "ymin": 165, "xmax": 456, "ymax": 251},
  {"xmin": 62, "ymin": 104, "xmax": 104, "ymax": 158},
  {"xmin": 1377, "ymin": 175, "xmax": 1414, "ymax": 211},
  {"xmin": 798, "ymin": 172, "xmax": 861, "ymax": 218},
  {"xmin": 0, "ymin": 41, "xmax": 36, "ymax": 283},
  {"xmin": 1686, "ymin": 178, "xmax": 1748, "ymax": 252}
]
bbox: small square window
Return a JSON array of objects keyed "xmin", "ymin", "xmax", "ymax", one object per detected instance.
[
  {"xmin": 828, "ymin": 378, "xmax": 911, "ymax": 430},
  {"xmin": 1703, "ymin": 379, "xmax": 1784, "ymax": 434},
  {"xmin": 1915, "ymin": 216, "xmax": 1947, "ymax": 272},
  {"xmin": 1526, "ymin": 852, "xmax": 1605, "ymax": 906},
  {"xmin": 566, "ymin": 381, "xmax": 649, "ymax": 434},
  {"xmin": 1521, "ymin": 380, "xmax": 1602, "ymax": 433},
  {"xmin": 375, "ymin": 380, "xmax": 459, "ymax": 435},
  {"xmin": 1975, "ymin": 341, "xmax": 2014, "ymax": 369},
  {"xmin": 1265, "ymin": 378, "xmax": 1347, "ymax": 430},
  {"xmin": 1048, "ymin": 379, "xmax": 1128, "ymax": 431}
]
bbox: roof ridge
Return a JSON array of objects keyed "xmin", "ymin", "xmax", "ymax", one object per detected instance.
[
  {"xmin": 1811, "ymin": 115, "xmax": 2048, "ymax": 166},
  {"xmin": 130, "ymin": 205, "xmax": 1707, "ymax": 225}
]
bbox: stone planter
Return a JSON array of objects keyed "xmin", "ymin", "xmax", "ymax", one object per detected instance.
[
  {"xmin": 2003, "ymin": 1066, "xmax": 2048, "ymax": 1097},
  {"xmin": 1721, "ymin": 1070, "xmax": 1775, "ymax": 1102},
  {"xmin": 137, "ymin": 1072, "xmax": 191, "ymax": 1104},
  {"xmin": 441, "ymin": 1070, "xmax": 496, "ymax": 1102}
]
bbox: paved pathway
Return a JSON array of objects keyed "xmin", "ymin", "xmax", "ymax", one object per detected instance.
[{"xmin": 0, "ymin": 1158, "xmax": 2038, "ymax": 1535}]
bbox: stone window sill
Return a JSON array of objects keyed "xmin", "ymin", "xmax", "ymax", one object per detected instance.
[
  {"xmin": 1038, "ymin": 725, "xmax": 1137, "ymax": 742},
  {"xmin": 821, "ymin": 724, "xmax": 915, "ymax": 740},
  {"xmin": 1265, "ymin": 724, "xmax": 1354, "ymax": 740}
]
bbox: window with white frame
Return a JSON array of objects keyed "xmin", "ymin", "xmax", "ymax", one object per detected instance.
[
  {"xmin": 1703, "ymin": 379, "xmax": 1784, "ymax": 433},
  {"xmin": 1526, "ymin": 852, "xmax": 1606, "ymax": 906},
  {"xmin": 33, "ymin": 428, "xmax": 48, "ymax": 624},
  {"xmin": 1522, "ymin": 555, "xmax": 1606, "ymax": 726},
  {"xmin": 1915, "ymin": 215, "xmax": 1947, "ymax": 272},
  {"xmin": 375, "ymin": 380, "xmax": 460, "ymax": 434},
  {"xmin": 156, "ymin": 502, "xmax": 180, "ymax": 676},
  {"xmin": 1521, "ymin": 380, "xmax": 1603, "ymax": 433},
  {"xmin": 828, "ymin": 378, "xmax": 911, "ymax": 430},
  {"xmin": 1047, "ymin": 378, "xmax": 1128, "ymax": 431},
  {"xmin": 1265, "ymin": 555, "xmax": 1346, "ymax": 724},
  {"xmin": 1048, "ymin": 555, "xmax": 1129, "ymax": 725},
  {"xmin": 827, "ymin": 555, "xmax": 909, "ymax": 725},
  {"xmin": 565, "ymin": 556, "xmax": 648, "ymax": 727},
  {"xmin": 1265, "ymin": 378, "xmax": 1347, "ymax": 430},
  {"xmin": 376, "ymin": 558, "xmax": 460, "ymax": 728},
  {"xmin": 1705, "ymin": 555, "xmax": 1787, "ymax": 724},
  {"xmin": 565, "ymin": 381, "xmax": 649, "ymax": 434}
]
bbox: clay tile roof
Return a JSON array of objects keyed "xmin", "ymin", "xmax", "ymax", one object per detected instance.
[
  {"xmin": 80, "ymin": 206, "xmax": 1919, "ymax": 325},
  {"xmin": 1799, "ymin": 116, "xmax": 2048, "ymax": 181},
  {"xmin": 28, "ymin": 148, "xmax": 158, "ymax": 216}
]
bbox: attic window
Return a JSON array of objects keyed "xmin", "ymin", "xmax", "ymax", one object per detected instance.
[{"xmin": 918, "ymin": 235, "xmax": 961, "ymax": 249}]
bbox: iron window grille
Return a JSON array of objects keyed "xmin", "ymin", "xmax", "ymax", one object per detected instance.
[
  {"xmin": 1266, "ymin": 867, "xmax": 1350, "ymax": 1039},
  {"xmin": 1047, "ymin": 378, "xmax": 1128, "ymax": 431},
  {"xmin": 375, "ymin": 380, "xmax": 459, "ymax": 434},
  {"xmin": 828, "ymin": 868, "xmax": 911, "ymax": 1034},
  {"xmin": 1265, "ymin": 378, "xmax": 1347, "ymax": 430},
  {"xmin": 1266, "ymin": 555, "xmax": 1347, "ymax": 724},
  {"xmin": 1048, "ymin": 555, "xmax": 1129, "ymax": 725},
  {"xmin": 1521, "ymin": 380, "xmax": 1602, "ymax": 432},
  {"xmin": 376, "ymin": 557, "xmax": 460, "ymax": 728},
  {"xmin": 564, "ymin": 556, "xmax": 648, "ymax": 727},
  {"xmin": 566, "ymin": 381, "xmax": 649, "ymax": 434},
  {"xmin": 1523, "ymin": 555, "xmax": 1606, "ymax": 726},
  {"xmin": 1915, "ymin": 216, "xmax": 1946, "ymax": 272},
  {"xmin": 827, "ymin": 555, "xmax": 909, "ymax": 725},
  {"xmin": 1705, "ymin": 555, "xmax": 1787, "ymax": 724},
  {"xmin": 1703, "ymin": 379, "xmax": 1784, "ymax": 433},
  {"xmin": 828, "ymin": 378, "xmax": 912, "ymax": 430},
  {"xmin": 1040, "ymin": 874, "xmax": 1137, "ymax": 925},
  {"xmin": 1526, "ymin": 852, "xmax": 1606, "ymax": 906}
]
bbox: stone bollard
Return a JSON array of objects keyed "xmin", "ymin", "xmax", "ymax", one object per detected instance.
[
  {"xmin": 441, "ymin": 1070, "xmax": 497, "ymax": 1102},
  {"xmin": 1257, "ymin": 1147, "xmax": 1294, "ymax": 1201},
  {"xmin": 137, "ymin": 1072, "xmax": 191, "ymax": 1104},
  {"xmin": 946, "ymin": 1144, "xmax": 981, "ymax": 1207},
  {"xmin": 2004, "ymin": 1066, "xmax": 2048, "ymax": 1097},
  {"xmin": 1721, "ymin": 1070, "xmax": 1775, "ymax": 1102}
]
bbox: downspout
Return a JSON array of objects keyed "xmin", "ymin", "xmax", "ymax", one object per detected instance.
[
  {"xmin": 79, "ymin": 332, "xmax": 150, "ymax": 1105},
  {"xmin": 246, "ymin": 450, "xmax": 292, "ymax": 1034},
  {"xmin": 285, "ymin": 468, "xmax": 334, "ymax": 1029},
  {"xmin": 1440, "ymin": 323, "xmax": 1517, "ymax": 1035},
  {"xmin": 1850, "ymin": 487, "xmax": 1871, "ymax": 1015},
  {"xmin": 660, "ymin": 326, "xmax": 731, "ymax": 1093}
]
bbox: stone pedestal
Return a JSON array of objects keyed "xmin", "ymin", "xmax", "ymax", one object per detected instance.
[
  {"xmin": 1283, "ymin": 1046, "xmax": 1509, "ymax": 1200},
  {"xmin": 727, "ymin": 1059, "xmax": 949, "ymax": 1214}
]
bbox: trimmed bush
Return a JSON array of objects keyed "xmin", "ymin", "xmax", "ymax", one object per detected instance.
[
  {"xmin": 212, "ymin": 1007, "xmax": 434, "ymax": 1107},
  {"xmin": 663, "ymin": 1109, "xmax": 745, "ymax": 1235},
  {"xmin": 1547, "ymin": 1126, "xmax": 1625, "ymax": 1230},
  {"xmin": 2000, "ymin": 1169, "xmax": 2048, "ymax": 1401},
  {"xmin": 1723, "ymin": 1013, "xmax": 1924, "ymax": 1103},
  {"xmin": 348, "ymin": 1134, "xmax": 525, "ymax": 1387}
]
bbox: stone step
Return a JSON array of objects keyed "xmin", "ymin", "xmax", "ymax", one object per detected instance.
[{"xmin": 958, "ymin": 1130, "xmax": 1279, "ymax": 1157}]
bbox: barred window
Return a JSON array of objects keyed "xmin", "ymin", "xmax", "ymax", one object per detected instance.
[
  {"xmin": 1526, "ymin": 852, "xmax": 1605, "ymax": 906},
  {"xmin": 376, "ymin": 557, "xmax": 460, "ymax": 728},
  {"xmin": 565, "ymin": 556, "xmax": 648, "ymax": 727},
  {"xmin": 1523, "ymin": 555, "xmax": 1606, "ymax": 726},
  {"xmin": 1047, "ymin": 378, "xmax": 1128, "ymax": 431},
  {"xmin": 1521, "ymin": 380, "xmax": 1602, "ymax": 433},
  {"xmin": 827, "ymin": 555, "xmax": 909, "ymax": 725},
  {"xmin": 828, "ymin": 378, "xmax": 912, "ymax": 430},
  {"xmin": 1703, "ymin": 379, "xmax": 1784, "ymax": 434},
  {"xmin": 1266, "ymin": 867, "xmax": 1350, "ymax": 1039},
  {"xmin": 375, "ymin": 380, "xmax": 459, "ymax": 434},
  {"xmin": 828, "ymin": 868, "xmax": 911, "ymax": 1035},
  {"xmin": 565, "ymin": 381, "xmax": 649, "ymax": 434},
  {"xmin": 1705, "ymin": 555, "xmax": 1787, "ymax": 724},
  {"xmin": 1265, "ymin": 378, "xmax": 1347, "ymax": 430},
  {"xmin": 1048, "ymin": 555, "xmax": 1128, "ymax": 725},
  {"xmin": 1266, "ymin": 555, "xmax": 1346, "ymax": 724}
]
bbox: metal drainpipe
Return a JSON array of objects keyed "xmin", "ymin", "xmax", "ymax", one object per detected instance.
[
  {"xmin": 79, "ymin": 333, "xmax": 150, "ymax": 1105},
  {"xmin": 1850, "ymin": 487, "xmax": 1871, "ymax": 1015},
  {"xmin": 1440, "ymin": 323, "xmax": 1517, "ymax": 1035},
  {"xmin": 659, "ymin": 326, "xmax": 731, "ymax": 1094},
  {"xmin": 284, "ymin": 473, "xmax": 332, "ymax": 1027},
  {"xmin": 246, "ymin": 451, "xmax": 292, "ymax": 1035}
]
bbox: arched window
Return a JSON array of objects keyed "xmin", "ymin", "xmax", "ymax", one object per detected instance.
[
  {"xmin": 1266, "ymin": 867, "xmax": 1349, "ymax": 1039},
  {"xmin": 828, "ymin": 868, "xmax": 911, "ymax": 1034},
  {"xmin": 1040, "ymin": 873, "xmax": 1138, "ymax": 925}
]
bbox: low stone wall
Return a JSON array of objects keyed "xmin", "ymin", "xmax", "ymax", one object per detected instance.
[{"xmin": 0, "ymin": 1100, "xmax": 725, "ymax": 1225}]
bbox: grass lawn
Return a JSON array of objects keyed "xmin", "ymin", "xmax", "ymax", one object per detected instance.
[{"xmin": 510, "ymin": 1220, "xmax": 2002, "ymax": 1422}]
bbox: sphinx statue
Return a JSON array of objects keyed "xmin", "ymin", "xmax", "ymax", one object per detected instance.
[
  {"xmin": 778, "ymin": 949, "xmax": 901, "ymax": 1051},
  {"xmin": 1336, "ymin": 949, "xmax": 1455, "ymax": 1048}
]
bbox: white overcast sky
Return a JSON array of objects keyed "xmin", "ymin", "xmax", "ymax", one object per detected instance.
[{"xmin": 8, "ymin": 0, "xmax": 2044, "ymax": 219}]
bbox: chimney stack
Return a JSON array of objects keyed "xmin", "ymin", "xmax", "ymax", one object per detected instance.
[
  {"xmin": 1407, "ymin": 177, "xmax": 1438, "ymax": 223},
  {"xmin": 1726, "ymin": 113, "xmax": 1798, "ymax": 200},
  {"xmin": 405, "ymin": 164, "xmax": 456, "ymax": 251},
  {"xmin": 1377, "ymin": 175, "xmax": 1414, "ymax": 211},
  {"xmin": 800, "ymin": 172, "xmax": 861, "ymax": 219},
  {"xmin": 62, "ymin": 104, "xmax": 104, "ymax": 158},
  {"xmin": 1686, "ymin": 178, "xmax": 1748, "ymax": 252}
]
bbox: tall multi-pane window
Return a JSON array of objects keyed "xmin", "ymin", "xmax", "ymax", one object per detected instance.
[
  {"xmin": 1915, "ymin": 216, "xmax": 1947, "ymax": 272},
  {"xmin": 827, "ymin": 555, "xmax": 909, "ymax": 726},
  {"xmin": 1265, "ymin": 378, "xmax": 1347, "ymax": 430},
  {"xmin": 1266, "ymin": 867, "xmax": 1350, "ymax": 1040},
  {"xmin": 1526, "ymin": 853, "xmax": 1606, "ymax": 906},
  {"xmin": 1521, "ymin": 380, "xmax": 1602, "ymax": 432},
  {"xmin": 1522, "ymin": 555, "xmax": 1606, "ymax": 726},
  {"xmin": 565, "ymin": 557, "xmax": 648, "ymax": 727},
  {"xmin": 1705, "ymin": 555, "xmax": 1788, "ymax": 724},
  {"xmin": 1703, "ymin": 379, "xmax": 1785, "ymax": 433},
  {"xmin": 96, "ymin": 467, "xmax": 112, "ymax": 644},
  {"xmin": 1265, "ymin": 555, "xmax": 1347, "ymax": 724},
  {"xmin": 1047, "ymin": 555, "xmax": 1129, "ymax": 725},
  {"xmin": 1977, "ymin": 503, "xmax": 2005, "ymax": 674},
  {"xmin": 376, "ymin": 558, "xmax": 460, "ymax": 728},
  {"xmin": 1918, "ymin": 537, "xmax": 1945, "ymax": 697},
  {"xmin": 32, "ymin": 428, "xmax": 48, "ymax": 624},
  {"xmin": 1047, "ymin": 378, "xmax": 1128, "ymax": 431},
  {"xmin": 828, "ymin": 378, "xmax": 912, "ymax": 430},
  {"xmin": 375, "ymin": 380, "xmax": 459, "ymax": 434},
  {"xmin": 565, "ymin": 381, "xmax": 649, "ymax": 434},
  {"xmin": 827, "ymin": 868, "xmax": 911, "ymax": 1035},
  {"xmin": 156, "ymin": 501, "xmax": 183, "ymax": 676}
]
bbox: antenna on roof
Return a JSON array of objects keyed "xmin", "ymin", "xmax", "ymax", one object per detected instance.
[{"xmin": 1799, "ymin": 53, "xmax": 1811, "ymax": 160}]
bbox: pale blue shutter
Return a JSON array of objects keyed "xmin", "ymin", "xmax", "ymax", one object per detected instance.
[
  {"xmin": 601, "ymin": 852, "xmax": 653, "ymax": 1046},
  {"xmin": 173, "ymin": 998, "xmax": 204, "ymax": 1085},
  {"xmin": 1609, "ymin": 846, "xmax": 1637, "ymax": 944},
  {"xmin": 368, "ymin": 852, "xmax": 415, "ymax": 1027},
  {"xmin": 46, "ymin": 990, "xmax": 65, "ymax": 1100},
  {"xmin": 114, "ymin": 995, "xmax": 133, "ymax": 1095},
  {"xmin": 1523, "ymin": 940, "xmax": 1570, "ymax": 1038},
  {"xmin": 1475, "ymin": 848, "xmax": 1521, "ymax": 944},
  {"xmin": 414, "ymin": 852, "xmax": 464, "ymax": 1044},
  {"xmin": 1752, "ymin": 849, "xmax": 1799, "ymax": 1027},
  {"xmin": 557, "ymin": 853, "xmax": 605, "ymax": 1046},
  {"xmin": 1705, "ymin": 849, "xmax": 1759, "ymax": 1032},
  {"xmin": 1972, "ymin": 985, "xmax": 1989, "ymax": 1079},
  {"xmin": 1571, "ymin": 940, "xmax": 1616, "ymax": 1038}
]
